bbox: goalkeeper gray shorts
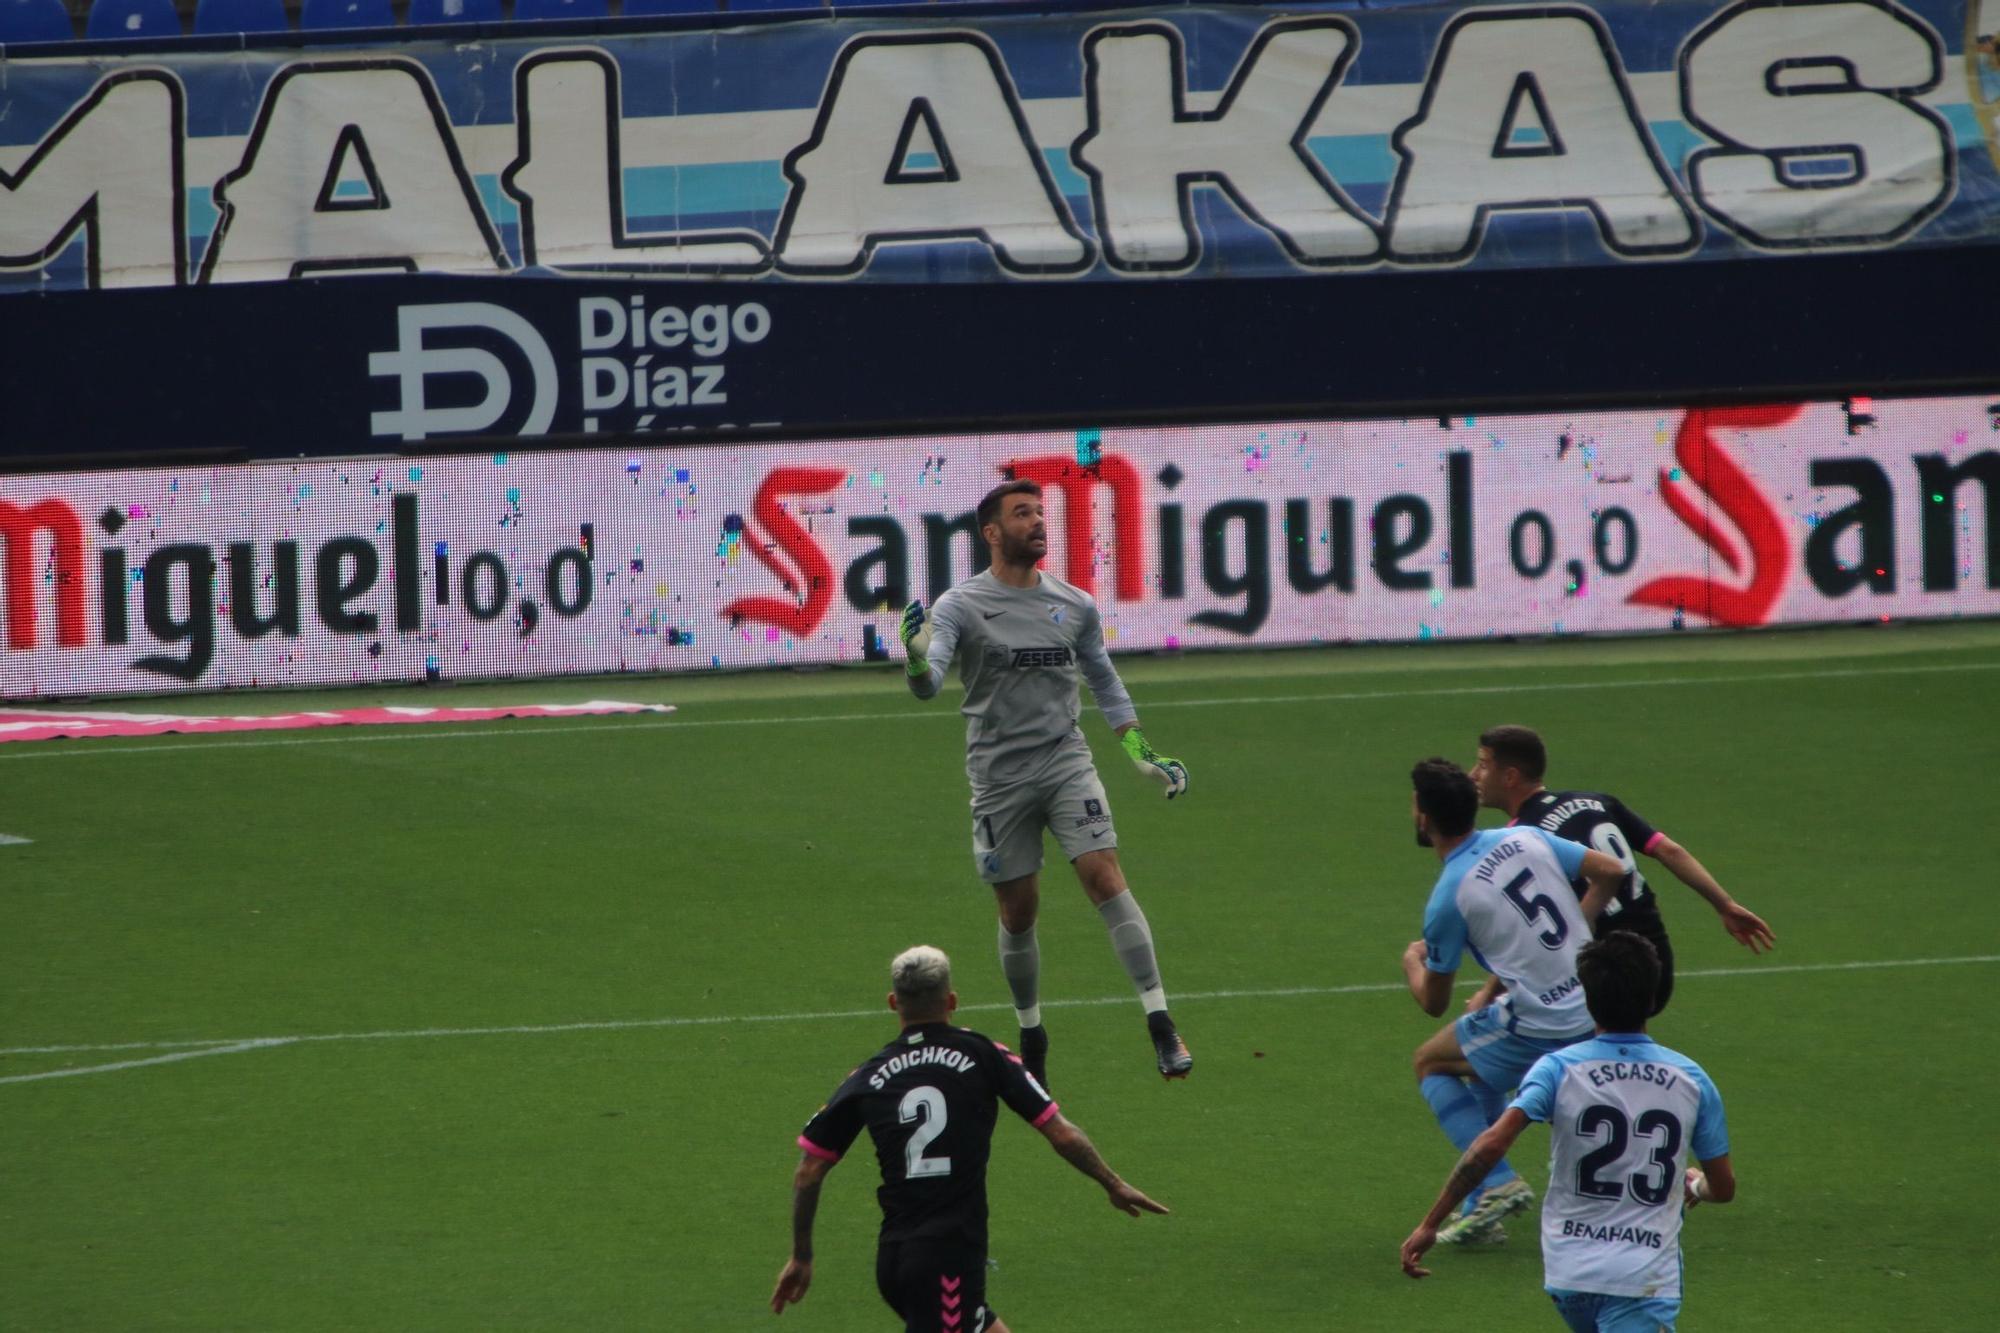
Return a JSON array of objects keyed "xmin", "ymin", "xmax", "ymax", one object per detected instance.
[{"xmin": 969, "ymin": 761, "xmax": 1117, "ymax": 884}]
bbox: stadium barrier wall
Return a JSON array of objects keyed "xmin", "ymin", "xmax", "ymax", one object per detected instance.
[{"xmin": 2, "ymin": 394, "xmax": 1995, "ymax": 697}]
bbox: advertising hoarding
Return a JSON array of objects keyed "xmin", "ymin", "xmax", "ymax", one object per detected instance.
[{"xmin": 2, "ymin": 394, "xmax": 1994, "ymax": 697}]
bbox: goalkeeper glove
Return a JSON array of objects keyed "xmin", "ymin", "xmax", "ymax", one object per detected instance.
[
  {"xmin": 900, "ymin": 602, "xmax": 932, "ymax": 678},
  {"xmin": 1122, "ymin": 728, "xmax": 1188, "ymax": 799}
]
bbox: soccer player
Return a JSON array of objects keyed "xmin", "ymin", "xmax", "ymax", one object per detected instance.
[
  {"xmin": 1404, "ymin": 758, "xmax": 1627, "ymax": 1247},
  {"xmin": 771, "ymin": 945, "xmax": 1168, "ymax": 1330},
  {"xmin": 899, "ymin": 479, "xmax": 1193, "ymax": 1083},
  {"xmin": 1471, "ymin": 724, "xmax": 1774, "ymax": 1014},
  {"xmin": 1401, "ymin": 930, "xmax": 1736, "ymax": 1333}
]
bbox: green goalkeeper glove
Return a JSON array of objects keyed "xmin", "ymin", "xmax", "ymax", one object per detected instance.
[
  {"xmin": 1122, "ymin": 728, "xmax": 1188, "ymax": 800},
  {"xmin": 900, "ymin": 602, "xmax": 932, "ymax": 679}
]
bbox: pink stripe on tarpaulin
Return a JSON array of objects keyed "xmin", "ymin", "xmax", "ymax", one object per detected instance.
[
  {"xmin": 1031, "ymin": 1101, "xmax": 1060, "ymax": 1128},
  {"xmin": 796, "ymin": 1135, "xmax": 841, "ymax": 1163},
  {"xmin": 1644, "ymin": 831, "xmax": 1666, "ymax": 855},
  {"xmin": 0, "ymin": 701, "xmax": 674, "ymax": 744}
]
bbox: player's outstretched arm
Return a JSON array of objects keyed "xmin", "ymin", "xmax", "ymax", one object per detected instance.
[
  {"xmin": 1401, "ymin": 1110, "xmax": 1532, "ymax": 1278},
  {"xmin": 771, "ymin": 1151, "xmax": 836, "ymax": 1315},
  {"xmin": 1650, "ymin": 837, "xmax": 1774, "ymax": 953},
  {"xmin": 1036, "ymin": 1113, "xmax": 1170, "ymax": 1217},
  {"xmin": 1076, "ymin": 607, "xmax": 1189, "ymax": 798}
]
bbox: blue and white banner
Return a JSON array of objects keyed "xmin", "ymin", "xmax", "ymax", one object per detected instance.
[{"xmin": 2, "ymin": 0, "xmax": 1997, "ymax": 293}]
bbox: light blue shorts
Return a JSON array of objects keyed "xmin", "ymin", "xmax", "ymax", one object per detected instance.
[
  {"xmin": 1549, "ymin": 1287, "xmax": 1681, "ymax": 1331},
  {"xmin": 1455, "ymin": 1004, "xmax": 1586, "ymax": 1092}
]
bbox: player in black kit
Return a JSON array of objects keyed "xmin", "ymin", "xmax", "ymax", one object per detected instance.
[
  {"xmin": 1470, "ymin": 725, "xmax": 1774, "ymax": 1014},
  {"xmin": 771, "ymin": 945, "xmax": 1167, "ymax": 1330}
]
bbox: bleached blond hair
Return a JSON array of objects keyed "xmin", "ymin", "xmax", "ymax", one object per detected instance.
[{"xmin": 891, "ymin": 945, "xmax": 953, "ymax": 1016}]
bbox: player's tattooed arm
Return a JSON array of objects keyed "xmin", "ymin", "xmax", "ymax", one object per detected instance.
[
  {"xmin": 789, "ymin": 1151, "xmax": 835, "ymax": 1260},
  {"xmin": 1037, "ymin": 1114, "xmax": 1169, "ymax": 1217},
  {"xmin": 1403, "ymin": 1110, "xmax": 1531, "ymax": 1279},
  {"xmin": 772, "ymin": 1153, "xmax": 835, "ymax": 1313},
  {"xmin": 1442, "ymin": 1144, "xmax": 1497, "ymax": 1211},
  {"xmin": 1428, "ymin": 1111, "xmax": 1529, "ymax": 1225},
  {"xmin": 1042, "ymin": 1114, "xmax": 1118, "ymax": 1187}
]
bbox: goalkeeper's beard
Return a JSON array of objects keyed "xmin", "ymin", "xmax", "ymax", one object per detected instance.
[
  {"xmin": 998, "ymin": 531, "xmax": 1046, "ymax": 568},
  {"xmin": 1414, "ymin": 816, "xmax": 1433, "ymax": 848}
]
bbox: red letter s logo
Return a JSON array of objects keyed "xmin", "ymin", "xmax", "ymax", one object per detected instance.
[
  {"xmin": 721, "ymin": 466, "xmax": 846, "ymax": 637},
  {"xmin": 1627, "ymin": 405, "xmax": 1801, "ymax": 628}
]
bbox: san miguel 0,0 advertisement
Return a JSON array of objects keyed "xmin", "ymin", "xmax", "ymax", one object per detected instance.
[{"xmin": 1, "ymin": 395, "xmax": 1996, "ymax": 698}]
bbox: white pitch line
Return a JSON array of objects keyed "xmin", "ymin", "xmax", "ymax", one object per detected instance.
[
  {"xmin": 0, "ymin": 1038, "xmax": 294, "ymax": 1085},
  {"xmin": 4, "ymin": 954, "xmax": 1993, "ymax": 1067},
  {"xmin": 0, "ymin": 658, "xmax": 1993, "ymax": 761}
]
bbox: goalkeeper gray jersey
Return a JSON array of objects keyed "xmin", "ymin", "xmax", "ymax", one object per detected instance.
[{"xmin": 909, "ymin": 570, "xmax": 1138, "ymax": 790}]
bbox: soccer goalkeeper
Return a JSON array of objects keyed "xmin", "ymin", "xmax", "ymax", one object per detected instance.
[{"xmin": 900, "ymin": 478, "xmax": 1193, "ymax": 1085}]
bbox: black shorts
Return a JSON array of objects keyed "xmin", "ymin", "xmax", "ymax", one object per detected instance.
[
  {"xmin": 1645, "ymin": 925, "xmax": 1677, "ymax": 1015},
  {"xmin": 875, "ymin": 1240, "xmax": 996, "ymax": 1333},
  {"xmin": 1605, "ymin": 908, "xmax": 1677, "ymax": 1015}
]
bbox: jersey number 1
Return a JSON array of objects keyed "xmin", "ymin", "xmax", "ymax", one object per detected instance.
[{"xmin": 899, "ymin": 1086, "xmax": 953, "ymax": 1179}]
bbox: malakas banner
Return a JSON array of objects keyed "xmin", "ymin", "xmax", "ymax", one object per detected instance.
[{"xmin": 1, "ymin": 0, "xmax": 1996, "ymax": 293}]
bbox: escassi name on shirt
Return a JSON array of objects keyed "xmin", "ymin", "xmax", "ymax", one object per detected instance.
[{"xmin": 1583, "ymin": 1061, "xmax": 1681, "ymax": 1092}]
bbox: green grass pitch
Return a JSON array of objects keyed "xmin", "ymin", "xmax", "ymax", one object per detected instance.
[{"xmin": 3, "ymin": 623, "xmax": 1997, "ymax": 1330}]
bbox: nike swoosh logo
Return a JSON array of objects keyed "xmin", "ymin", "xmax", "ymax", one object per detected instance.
[
  {"xmin": 1090, "ymin": 830, "xmax": 1106, "ymax": 839},
  {"xmin": 983, "ymin": 611, "xmax": 1005, "ymax": 620}
]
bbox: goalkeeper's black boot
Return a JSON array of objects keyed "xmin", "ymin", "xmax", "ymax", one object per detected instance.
[
  {"xmin": 1018, "ymin": 1024, "xmax": 1050, "ymax": 1090},
  {"xmin": 1147, "ymin": 1011, "xmax": 1193, "ymax": 1080}
]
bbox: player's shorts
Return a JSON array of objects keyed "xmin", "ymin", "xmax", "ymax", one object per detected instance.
[
  {"xmin": 1455, "ymin": 1004, "xmax": 1590, "ymax": 1093},
  {"xmin": 1597, "ymin": 903, "xmax": 1676, "ymax": 1015},
  {"xmin": 969, "ymin": 759, "xmax": 1115, "ymax": 884},
  {"xmin": 1547, "ymin": 1286, "xmax": 1681, "ymax": 1331},
  {"xmin": 875, "ymin": 1240, "xmax": 996, "ymax": 1333}
]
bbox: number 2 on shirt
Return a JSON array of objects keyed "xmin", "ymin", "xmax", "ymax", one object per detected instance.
[{"xmin": 899, "ymin": 1085, "xmax": 952, "ymax": 1179}]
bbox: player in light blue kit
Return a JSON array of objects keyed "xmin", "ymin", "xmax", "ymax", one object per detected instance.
[
  {"xmin": 1402, "ymin": 930, "xmax": 1737, "ymax": 1331},
  {"xmin": 1402, "ymin": 758, "xmax": 1626, "ymax": 1246},
  {"xmin": 900, "ymin": 479, "xmax": 1193, "ymax": 1085}
]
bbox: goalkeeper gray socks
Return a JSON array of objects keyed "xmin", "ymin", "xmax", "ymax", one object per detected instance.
[
  {"xmin": 1097, "ymin": 891, "xmax": 1168, "ymax": 1015},
  {"xmin": 998, "ymin": 923, "xmax": 1042, "ymax": 1029}
]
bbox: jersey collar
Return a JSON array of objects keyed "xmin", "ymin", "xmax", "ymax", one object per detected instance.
[{"xmin": 1441, "ymin": 831, "xmax": 1489, "ymax": 868}]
